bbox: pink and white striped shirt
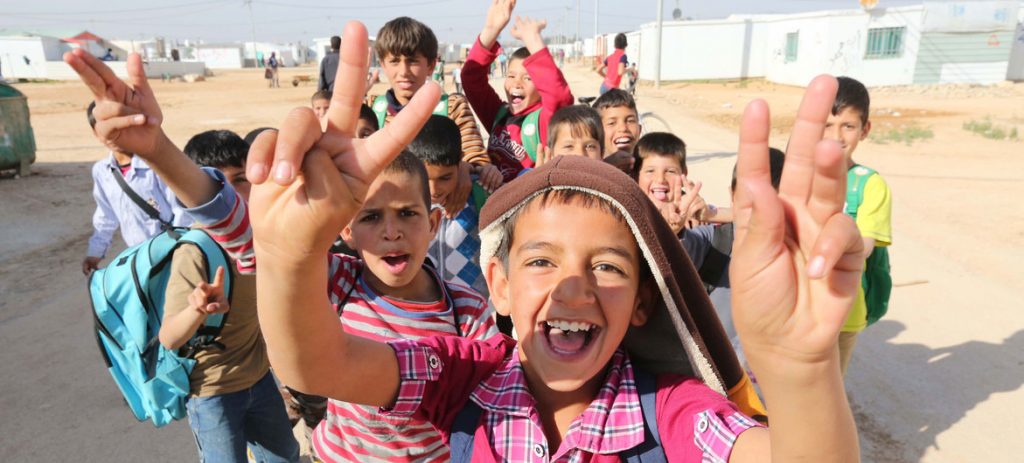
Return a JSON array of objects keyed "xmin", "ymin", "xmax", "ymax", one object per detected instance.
[{"xmin": 384, "ymin": 335, "xmax": 760, "ymax": 462}]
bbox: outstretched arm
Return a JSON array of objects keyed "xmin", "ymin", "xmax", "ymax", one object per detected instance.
[
  {"xmin": 63, "ymin": 50, "xmax": 218, "ymax": 208},
  {"xmin": 729, "ymin": 75, "xmax": 862, "ymax": 462},
  {"xmin": 246, "ymin": 21, "xmax": 439, "ymax": 406},
  {"xmin": 463, "ymin": 0, "xmax": 517, "ymax": 132}
]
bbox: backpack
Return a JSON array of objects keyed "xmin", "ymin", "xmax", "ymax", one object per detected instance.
[
  {"xmin": 845, "ymin": 165, "xmax": 893, "ymax": 326},
  {"xmin": 492, "ymin": 106, "xmax": 542, "ymax": 163},
  {"xmin": 372, "ymin": 93, "xmax": 449, "ymax": 130},
  {"xmin": 449, "ymin": 368, "xmax": 665, "ymax": 462},
  {"xmin": 88, "ymin": 228, "xmax": 233, "ymax": 427}
]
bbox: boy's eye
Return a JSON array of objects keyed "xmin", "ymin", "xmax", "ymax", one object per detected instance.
[
  {"xmin": 359, "ymin": 212, "xmax": 379, "ymax": 222},
  {"xmin": 594, "ymin": 262, "xmax": 625, "ymax": 275},
  {"xmin": 399, "ymin": 209, "xmax": 418, "ymax": 217},
  {"xmin": 525, "ymin": 258, "xmax": 553, "ymax": 268}
]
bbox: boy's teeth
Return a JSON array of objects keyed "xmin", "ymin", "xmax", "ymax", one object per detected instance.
[{"xmin": 546, "ymin": 320, "xmax": 592, "ymax": 332}]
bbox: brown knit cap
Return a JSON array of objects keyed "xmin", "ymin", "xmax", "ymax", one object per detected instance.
[{"xmin": 479, "ymin": 156, "xmax": 745, "ymax": 396}]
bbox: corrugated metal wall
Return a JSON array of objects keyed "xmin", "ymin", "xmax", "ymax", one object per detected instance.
[{"xmin": 912, "ymin": 30, "xmax": 1014, "ymax": 83}]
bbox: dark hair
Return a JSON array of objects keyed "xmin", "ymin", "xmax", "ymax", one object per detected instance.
[
  {"xmin": 374, "ymin": 17, "xmax": 438, "ymax": 63},
  {"xmin": 633, "ymin": 132, "xmax": 687, "ymax": 177},
  {"xmin": 592, "ymin": 88, "xmax": 637, "ymax": 113},
  {"xmin": 381, "ymin": 151, "xmax": 431, "ymax": 209},
  {"xmin": 330, "ymin": 35, "xmax": 341, "ymax": 51},
  {"xmin": 184, "ymin": 130, "xmax": 249, "ymax": 169},
  {"xmin": 510, "ymin": 47, "xmax": 530, "ymax": 62},
  {"xmin": 407, "ymin": 115, "xmax": 461, "ymax": 167},
  {"xmin": 731, "ymin": 147, "xmax": 786, "ymax": 192},
  {"xmin": 86, "ymin": 101, "xmax": 97, "ymax": 129},
  {"xmin": 834, "ymin": 76, "xmax": 870, "ymax": 126},
  {"xmin": 243, "ymin": 127, "xmax": 275, "ymax": 145},
  {"xmin": 547, "ymin": 105, "xmax": 605, "ymax": 154},
  {"xmin": 311, "ymin": 90, "xmax": 332, "ymax": 103},
  {"xmin": 359, "ymin": 103, "xmax": 379, "ymax": 131},
  {"xmin": 614, "ymin": 33, "xmax": 628, "ymax": 50}
]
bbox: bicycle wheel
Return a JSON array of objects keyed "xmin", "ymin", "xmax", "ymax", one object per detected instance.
[{"xmin": 640, "ymin": 112, "xmax": 672, "ymax": 134}]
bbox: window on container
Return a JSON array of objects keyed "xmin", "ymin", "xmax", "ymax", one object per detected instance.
[
  {"xmin": 865, "ymin": 27, "xmax": 905, "ymax": 59},
  {"xmin": 785, "ymin": 32, "xmax": 799, "ymax": 62}
]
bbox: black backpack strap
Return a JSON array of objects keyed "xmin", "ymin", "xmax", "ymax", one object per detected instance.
[
  {"xmin": 697, "ymin": 224, "xmax": 733, "ymax": 291},
  {"xmin": 620, "ymin": 368, "xmax": 667, "ymax": 462},
  {"xmin": 449, "ymin": 398, "xmax": 483, "ymax": 463},
  {"xmin": 109, "ymin": 166, "xmax": 172, "ymax": 228}
]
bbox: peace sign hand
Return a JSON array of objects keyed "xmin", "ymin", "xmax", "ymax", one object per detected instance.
[
  {"xmin": 246, "ymin": 22, "xmax": 440, "ymax": 263},
  {"xmin": 656, "ymin": 175, "xmax": 702, "ymax": 234},
  {"xmin": 730, "ymin": 75, "xmax": 865, "ymax": 366},
  {"xmin": 63, "ymin": 50, "xmax": 167, "ymax": 158},
  {"xmin": 189, "ymin": 266, "xmax": 229, "ymax": 315}
]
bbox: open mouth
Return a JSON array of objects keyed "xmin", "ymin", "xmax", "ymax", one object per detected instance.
[
  {"xmin": 613, "ymin": 136, "xmax": 634, "ymax": 150},
  {"xmin": 509, "ymin": 90, "xmax": 525, "ymax": 106},
  {"xmin": 541, "ymin": 319, "xmax": 601, "ymax": 359},
  {"xmin": 380, "ymin": 253, "xmax": 411, "ymax": 274},
  {"xmin": 649, "ymin": 185, "xmax": 669, "ymax": 202}
]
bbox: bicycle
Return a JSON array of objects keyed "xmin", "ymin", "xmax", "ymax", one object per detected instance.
[{"xmin": 578, "ymin": 95, "xmax": 672, "ymax": 134}]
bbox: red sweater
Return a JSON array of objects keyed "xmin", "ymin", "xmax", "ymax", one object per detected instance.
[{"xmin": 462, "ymin": 38, "xmax": 574, "ymax": 182}]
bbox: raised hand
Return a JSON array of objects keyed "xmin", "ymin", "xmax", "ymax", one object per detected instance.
[
  {"xmin": 534, "ymin": 142, "xmax": 552, "ymax": 168},
  {"xmin": 246, "ymin": 21, "xmax": 440, "ymax": 262},
  {"xmin": 730, "ymin": 75, "xmax": 864, "ymax": 365},
  {"xmin": 473, "ymin": 164, "xmax": 503, "ymax": 193},
  {"xmin": 656, "ymin": 175, "xmax": 702, "ymax": 234},
  {"xmin": 63, "ymin": 50, "xmax": 166, "ymax": 158},
  {"xmin": 509, "ymin": 16, "xmax": 547, "ymax": 52},
  {"xmin": 189, "ymin": 266, "xmax": 229, "ymax": 315},
  {"xmin": 481, "ymin": 0, "xmax": 517, "ymax": 47}
]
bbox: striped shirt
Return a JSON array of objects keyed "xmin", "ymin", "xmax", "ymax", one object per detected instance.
[
  {"xmin": 384, "ymin": 335, "xmax": 760, "ymax": 462},
  {"xmin": 368, "ymin": 91, "xmax": 489, "ymax": 166},
  {"xmin": 182, "ymin": 168, "xmax": 500, "ymax": 462}
]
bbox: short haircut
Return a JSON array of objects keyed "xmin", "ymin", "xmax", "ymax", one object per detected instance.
[
  {"xmin": 311, "ymin": 90, "xmax": 332, "ymax": 103},
  {"xmin": 547, "ymin": 105, "xmax": 605, "ymax": 154},
  {"xmin": 731, "ymin": 147, "xmax": 786, "ymax": 192},
  {"xmin": 510, "ymin": 47, "xmax": 530, "ymax": 62},
  {"xmin": 633, "ymin": 132, "xmax": 686, "ymax": 177},
  {"xmin": 614, "ymin": 33, "xmax": 628, "ymax": 50},
  {"xmin": 407, "ymin": 114, "xmax": 461, "ymax": 167},
  {"xmin": 86, "ymin": 101, "xmax": 97, "ymax": 129},
  {"xmin": 592, "ymin": 88, "xmax": 637, "ymax": 113},
  {"xmin": 374, "ymin": 17, "xmax": 438, "ymax": 63},
  {"xmin": 381, "ymin": 150, "xmax": 431, "ymax": 209},
  {"xmin": 183, "ymin": 130, "xmax": 249, "ymax": 169},
  {"xmin": 834, "ymin": 76, "xmax": 870, "ymax": 126},
  {"xmin": 359, "ymin": 103, "xmax": 379, "ymax": 131},
  {"xmin": 330, "ymin": 35, "xmax": 341, "ymax": 51},
  {"xmin": 244, "ymin": 127, "xmax": 275, "ymax": 145}
]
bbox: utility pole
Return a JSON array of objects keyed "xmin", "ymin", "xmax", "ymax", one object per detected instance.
[
  {"xmin": 594, "ymin": 0, "xmax": 599, "ymax": 42},
  {"xmin": 246, "ymin": 0, "xmax": 258, "ymax": 67},
  {"xmin": 655, "ymin": 0, "xmax": 664, "ymax": 89}
]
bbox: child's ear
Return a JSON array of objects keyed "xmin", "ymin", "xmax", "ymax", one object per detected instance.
[
  {"xmin": 860, "ymin": 120, "xmax": 872, "ymax": 141},
  {"xmin": 427, "ymin": 206, "xmax": 442, "ymax": 234},
  {"xmin": 484, "ymin": 257, "xmax": 512, "ymax": 317},
  {"xmin": 340, "ymin": 224, "xmax": 356, "ymax": 248},
  {"xmin": 630, "ymin": 280, "xmax": 655, "ymax": 327}
]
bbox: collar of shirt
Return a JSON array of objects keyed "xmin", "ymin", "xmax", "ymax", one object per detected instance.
[
  {"xmin": 105, "ymin": 152, "xmax": 150, "ymax": 180},
  {"xmin": 384, "ymin": 89, "xmax": 406, "ymax": 116},
  {"xmin": 469, "ymin": 348, "xmax": 645, "ymax": 457}
]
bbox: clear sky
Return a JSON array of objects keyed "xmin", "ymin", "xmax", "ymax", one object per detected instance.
[{"xmin": 1, "ymin": 0, "xmax": 922, "ymax": 45}]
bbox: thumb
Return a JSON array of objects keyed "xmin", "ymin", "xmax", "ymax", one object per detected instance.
[{"xmin": 211, "ymin": 265, "xmax": 225, "ymax": 290}]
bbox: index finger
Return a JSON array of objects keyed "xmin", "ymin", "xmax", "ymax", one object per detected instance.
[
  {"xmin": 778, "ymin": 75, "xmax": 838, "ymax": 203},
  {"xmin": 325, "ymin": 21, "xmax": 370, "ymax": 137},
  {"xmin": 735, "ymin": 99, "xmax": 772, "ymax": 245},
  {"xmin": 211, "ymin": 266, "xmax": 225, "ymax": 289},
  {"xmin": 64, "ymin": 48, "xmax": 125, "ymax": 102}
]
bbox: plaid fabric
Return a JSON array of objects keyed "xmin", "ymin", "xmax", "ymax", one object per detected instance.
[
  {"xmin": 692, "ymin": 410, "xmax": 760, "ymax": 463},
  {"xmin": 429, "ymin": 185, "xmax": 487, "ymax": 297}
]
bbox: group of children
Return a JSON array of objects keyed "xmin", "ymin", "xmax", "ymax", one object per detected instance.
[{"xmin": 75, "ymin": 0, "xmax": 890, "ymax": 461}]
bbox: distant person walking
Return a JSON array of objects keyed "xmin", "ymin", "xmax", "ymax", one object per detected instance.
[
  {"xmin": 267, "ymin": 52, "xmax": 280, "ymax": 88},
  {"xmin": 451, "ymin": 61, "xmax": 462, "ymax": 94},
  {"xmin": 597, "ymin": 33, "xmax": 628, "ymax": 95},
  {"xmin": 101, "ymin": 48, "xmax": 116, "ymax": 61},
  {"xmin": 318, "ymin": 36, "xmax": 340, "ymax": 92},
  {"xmin": 496, "ymin": 47, "xmax": 507, "ymax": 76}
]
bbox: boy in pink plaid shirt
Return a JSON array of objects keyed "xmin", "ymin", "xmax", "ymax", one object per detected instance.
[{"xmin": 78, "ymin": 19, "xmax": 862, "ymax": 462}]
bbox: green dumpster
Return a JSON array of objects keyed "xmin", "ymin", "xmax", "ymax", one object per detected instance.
[{"xmin": 0, "ymin": 83, "xmax": 37, "ymax": 177}]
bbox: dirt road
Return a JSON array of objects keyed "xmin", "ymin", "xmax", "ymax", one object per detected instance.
[{"xmin": 1, "ymin": 63, "xmax": 1021, "ymax": 462}]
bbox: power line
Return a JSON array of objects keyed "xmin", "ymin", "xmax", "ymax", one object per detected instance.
[{"xmin": 4, "ymin": 0, "xmax": 233, "ymax": 16}]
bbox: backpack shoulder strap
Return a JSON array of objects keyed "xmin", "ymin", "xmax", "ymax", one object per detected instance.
[
  {"xmin": 845, "ymin": 164, "xmax": 877, "ymax": 219},
  {"xmin": 449, "ymin": 398, "xmax": 483, "ymax": 463},
  {"xmin": 371, "ymin": 95, "xmax": 389, "ymax": 130},
  {"xmin": 109, "ymin": 166, "xmax": 171, "ymax": 228},
  {"xmin": 697, "ymin": 224, "xmax": 733, "ymax": 290},
  {"xmin": 521, "ymin": 109, "xmax": 542, "ymax": 163},
  {"xmin": 620, "ymin": 368, "xmax": 667, "ymax": 462}
]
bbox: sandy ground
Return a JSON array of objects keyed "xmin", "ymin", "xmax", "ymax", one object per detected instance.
[{"xmin": 1, "ymin": 62, "xmax": 1022, "ymax": 462}]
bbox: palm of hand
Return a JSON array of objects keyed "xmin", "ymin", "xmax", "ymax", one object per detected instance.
[{"xmin": 730, "ymin": 76, "xmax": 865, "ymax": 363}]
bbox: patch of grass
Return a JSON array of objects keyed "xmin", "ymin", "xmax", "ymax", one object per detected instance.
[
  {"xmin": 869, "ymin": 124, "xmax": 935, "ymax": 146},
  {"xmin": 963, "ymin": 117, "xmax": 1020, "ymax": 141}
]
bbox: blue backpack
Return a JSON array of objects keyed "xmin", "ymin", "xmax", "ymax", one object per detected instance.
[{"xmin": 88, "ymin": 228, "xmax": 233, "ymax": 427}]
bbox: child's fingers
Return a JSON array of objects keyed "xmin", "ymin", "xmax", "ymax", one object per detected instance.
[
  {"xmin": 356, "ymin": 82, "xmax": 440, "ymax": 184},
  {"xmin": 806, "ymin": 213, "xmax": 864, "ymax": 280},
  {"xmin": 70, "ymin": 48, "xmax": 127, "ymax": 101},
  {"xmin": 271, "ymin": 108, "xmax": 322, "ymax": 185},
  {"xmin": 125, "ymin": 53, "xmax": 154, "ymax": 101},
  {"xmin": 778, "ymin": 75, "xmax": 838, "ymax": 204},
  {"xmin": 806, "ymin": 139, "xmax": 848, "ymax": 225},
  {"xmin": 733, "ymin": 179, "xmax": 785, "ymax": 267},
  {"xmin": 211, "ymin": 266, "xmax": 225, "ymax": 290},
  {"xmin": 63, "ymin": 51, "xmax": 111, "ymax": 100},
  {"xmin": 325, "ymin": 21, "xmax": 370, "ymax": 137},
  {"xmin": 247, "ymin": 129, "xmax": 278, "ymax": 185},
  {"xmin": 95, "ymin": 114, "xmax": 150, "ymax": 138},
  {"xmin": 734, "ymin": 99, "xmax": 772, "ymax": 245}
]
